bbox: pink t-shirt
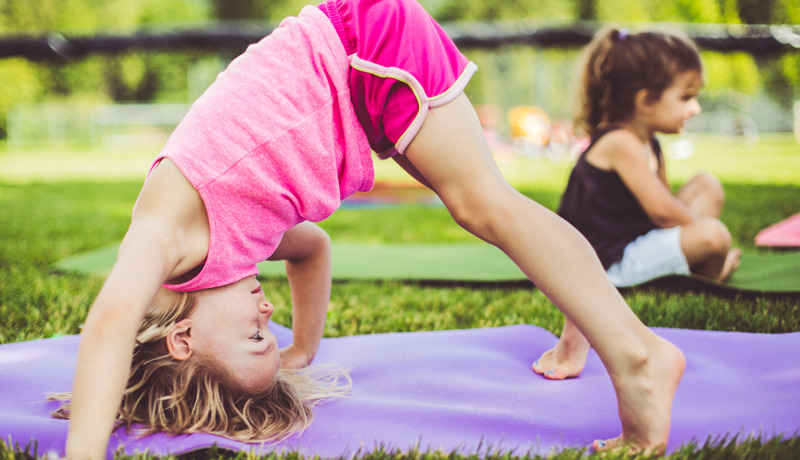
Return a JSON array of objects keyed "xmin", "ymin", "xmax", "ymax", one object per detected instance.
[{"xmin": 151, "ymin": 6, "xmax": 374, "ymax": 291}]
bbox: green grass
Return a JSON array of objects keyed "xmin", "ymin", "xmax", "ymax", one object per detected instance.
[{"xmin": 1, "ymin": 134, "xmax": 799, "ymax": 458}]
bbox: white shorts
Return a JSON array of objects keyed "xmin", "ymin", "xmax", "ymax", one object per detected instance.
[{"xmin": 606, "ymin": 227, "xmax": 690, "ymax": 287}]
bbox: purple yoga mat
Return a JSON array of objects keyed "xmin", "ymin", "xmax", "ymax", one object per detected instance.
[{"xmin": 1, "ymin": 324, "xmax": 799, "ymax": 458}]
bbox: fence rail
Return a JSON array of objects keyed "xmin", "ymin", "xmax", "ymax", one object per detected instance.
[{"xmin": 1, "ymin": 22, "xmax": 798, "ymax": 60}]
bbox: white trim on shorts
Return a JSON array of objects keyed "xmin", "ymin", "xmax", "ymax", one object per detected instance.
[{"xmin": 606, "ymin": 226, "xmax": 690, "ymax": 287}]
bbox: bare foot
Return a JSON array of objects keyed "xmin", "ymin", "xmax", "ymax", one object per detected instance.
[
  {"xmin": 593, "ymin": 336, "xmax": 685, "ymax": 455},
  {"xmin": 532, "ymin": 330, "xmax": 590, "ymax": 380},
  {"xmin": 717, "ymin": 248, "xmax": 741, "ymax": 282}
]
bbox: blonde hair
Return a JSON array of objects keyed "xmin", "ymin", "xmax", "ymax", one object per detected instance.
[
  {"xmin": 573, "ymin": 27, "xmax": 703, "ymax": 139},
  {"xmin": 52, "ymin": 291, "xmax": 350, "ymax": 442}
]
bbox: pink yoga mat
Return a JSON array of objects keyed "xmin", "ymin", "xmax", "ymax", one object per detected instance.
[
  {"xmin": 1, "ymin": 324, "xmax": 799, "ymax": 458},
  {"xmin": 755, "ymin": 212, "xmax": 800, "ymax": 247}
]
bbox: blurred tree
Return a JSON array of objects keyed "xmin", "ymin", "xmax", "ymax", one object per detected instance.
[
  {"xmin": 576, "ymin": 0, "xmax": 596, "ymax": 21},
  {"xmin": 596, "ymin": 0, "xmax": 726, "ymax": 23},
  {"xmin": 0, "ymin": 59, "xmax": 42, "ymax": 137},
  {"xmin": 738, "ymin": 0, "xmax": 775, "ymax": 24},
  {"xmin": 0, "ymin": 0, "xmax": 796, "ymax": 141},
  {"xmin": 0, "ymin": 0, "xmax": 209, "ymax": 139},
  {"xmin": 0, "ymin": 0, "xmax": 59, "ymax": 33},
  {"xmin": 737, "ymin": 0, "xmax": 800, "ymax": 106},
  {"xmin": 212, "ymin": 0, "xmax": 288, "ymax": 21},
  {"xmin": 436, "ymin": 0, "xmax": 576, "ymax": 22}
]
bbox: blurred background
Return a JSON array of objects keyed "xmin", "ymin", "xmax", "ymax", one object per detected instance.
[{"xmin": 0, "ymin": 0, "xmax": 798, "ymax": 151}]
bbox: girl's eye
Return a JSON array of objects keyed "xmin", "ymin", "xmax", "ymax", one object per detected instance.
[{"xmin": 250, "ymin": 331, "xmax": 264, "ymax": 342}]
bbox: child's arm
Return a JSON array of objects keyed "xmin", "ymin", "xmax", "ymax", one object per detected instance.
[
  {"xmin": 66, "ymin": 225, "xmax": 181, "ymax": 459},
  {"xmin": 67, "ymin": 159, "xmax": 206, "ymax": 459},
  {"xmin": 268, "ymin": 221, "xmax": 332, "ymax": 369},
  {"xmin": 604, "ymin": 131, "xmax": 697, "ymax": 227}
]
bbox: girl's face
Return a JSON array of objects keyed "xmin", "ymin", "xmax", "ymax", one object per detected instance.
[
  {"xmin": 649, "ymin": 70, "xmax": 703, "ymax": 134},
  {"xmin": 187, "ymin": 275, "xmax": 281, "ymax": 393}
]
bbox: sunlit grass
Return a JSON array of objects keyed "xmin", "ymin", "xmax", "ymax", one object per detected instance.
[{"xmin": 1, "ymin": 133, "xmax": 799, "ymax": 458}]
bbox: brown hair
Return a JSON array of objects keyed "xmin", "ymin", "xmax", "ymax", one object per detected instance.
[
  {"xmin": 573, "ymin": 27, "xmax": 703, "ymax": 139},
  {"xmin": 52, "ymin": 291, "xmax": 350, "ymax": 442}
]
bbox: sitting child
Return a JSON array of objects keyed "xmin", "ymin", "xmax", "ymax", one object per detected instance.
[
  {"xmin": 558, "ymin": 27, "xmax": 741, "ymax": 288},
  {"xmin": 534, "ymin": 27, "xmax": 740, "ymax": 383}
]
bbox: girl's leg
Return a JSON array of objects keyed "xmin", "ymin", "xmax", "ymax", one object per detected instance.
[
  {"xmin": 676, "ymin": 172, "xmax": 740, "ymax": 280},
  {"xmin": 675, "ymin": 171, "xmax": 724, "ymax": 218},
  {"xmin": 680, "ymin": 219, "xmax": 740, "ymax": 280},
  {"xmin": 400, "ymin": 93, "xmax": 684, "ymax": 454}
]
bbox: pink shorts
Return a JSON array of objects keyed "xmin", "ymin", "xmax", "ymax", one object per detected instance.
[{"xmin": 319, "ymin": 0, "xmax": 477, "ymax": 159}]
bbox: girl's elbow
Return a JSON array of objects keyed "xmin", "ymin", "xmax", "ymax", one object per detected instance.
[{"xmin": 647, "ymin": 208, "xmax": 682, "ymax": 228}]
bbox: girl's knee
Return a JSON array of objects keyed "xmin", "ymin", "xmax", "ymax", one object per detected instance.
[
  {"xmin": 443, "ymin": 189, "xmax": 518, "ymax": 241},
  {"xmin": 691, "ymin": 171, "xmax": 724, "ymax": 202},
  {"xmin": 691, "ymin": 218, "xmax": 731, "ymax": 254},
  {"xmin": 446, "ymin": 195, "xmax": 493, "ymax": 234}
]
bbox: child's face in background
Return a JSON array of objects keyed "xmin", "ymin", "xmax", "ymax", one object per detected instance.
[
  {"xmin": 188, "ymin": 275, "xmax": 281, "ymax": 394},
  {"xmin": 650, "ymin": 70, "xmax": 703, "ymax": 134}
]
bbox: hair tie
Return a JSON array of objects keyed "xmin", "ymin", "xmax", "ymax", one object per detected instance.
[{"xmin": 618, "ymin": 28, "xmax": 629, "ymax": 41}]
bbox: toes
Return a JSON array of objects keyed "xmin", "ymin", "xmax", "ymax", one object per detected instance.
[
  {"xmin": 533, "ymin": 363, "xmax": 577, "ymax": 380},
  {"xmin": 531, "ymin": 359, "xmax": 551, "ymax": 375},
  {"xmin": 593, "ymin": 437, "xmax": 665, "ymax": 456},
  {"xmin": 544, "ymin": 363, "xmax": 581, "ymax": 380},
  {"xmin": 542, "ymin": 367, "xmax": 567, "ymax": 380},
  {"xmin": 543, "ymin": 369, "xmax": 559, "ymax": 380},
  {"xmin": 532, "ymin": 350, "xmax": 584, "ymax": 380},
  {"xmin": 531, "ymin": 351, "xmax": 554, "ymax": 374},
  {"xmin": 593, "ymin": 436, "xmax": 623, "ymax": 452}
]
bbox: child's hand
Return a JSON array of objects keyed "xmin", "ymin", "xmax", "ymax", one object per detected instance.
[{"xmin": 280, "ymin": 343, "xmax": 315, "ymax": 369}]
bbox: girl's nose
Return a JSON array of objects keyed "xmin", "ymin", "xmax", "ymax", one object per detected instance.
[
  {"xmin": 692, "ymin": 100, "xmax": 702, "ymax": 115},
  {"xmin": 259, "ymin": 301, "xmax": 274, "ymax": 317}
]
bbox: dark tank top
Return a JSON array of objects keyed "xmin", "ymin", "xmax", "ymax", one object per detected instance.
[{"xmin": 557, "ymin": 129, "xmax": 662, "ymax": 268}]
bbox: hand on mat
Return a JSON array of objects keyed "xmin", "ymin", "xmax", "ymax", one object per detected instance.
[{"xmin": 280, "ymin": 343, "xmax": 316, "ymax": 369}]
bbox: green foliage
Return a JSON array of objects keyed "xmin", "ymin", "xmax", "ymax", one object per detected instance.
[
  {"xmin": 137, "ymin": 0, "xmax": 210, "ymax": 27},
  {"xmin": 595, "ymin": 0, "xmax": 650, "ymax": 22},
  {"xmin": 1, "ymin": 0, "xmax": 797, "ymax": 142},
  {"xmin": 780, "ymin": 54, "xmax": 800, "ymax": 91},
  {"xmin": 436, "ymin": 0, "xmax": 575, "ymax": 22},
  {"xmin": 212, "ymin": 0, "xmax": 290, "ymax": 20},
  {"xmin": 594, "ymin": 0, "xmax": 734, "ymax": 24},
  {"xmin": 0, "ymin": 0, "xmax": 209, "ymax": 139},
  {"xmin": 0, "ymin": 59, "xmax": 42, "ymax": 135},
  {"xmin": 701, "ymin": 51, "xmax": 761, "ymax": 95}
]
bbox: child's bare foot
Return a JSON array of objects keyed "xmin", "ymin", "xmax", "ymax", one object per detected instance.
[
  {"xmin": 717, "ymin": 248, "xmax": 741, "ymax": 282},
  {"xmin": 593, "ymin": 336, "xmax": 685, "ymax": 455},
  {"xmin": 532, "ymin": 326, "xmax": 590, "ymax": 380}
]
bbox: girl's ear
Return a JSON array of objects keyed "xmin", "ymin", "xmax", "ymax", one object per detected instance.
[
  {"xmin": 634, "ymin": 88, "xmax": 654, "ymax": 114},
  {"xmin": 166, "ymin": 318, "xmax": 193, "ymax": 361}
]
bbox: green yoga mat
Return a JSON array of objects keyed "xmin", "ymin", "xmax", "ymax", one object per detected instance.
[
  {"xmin": 52, "ymin": 243, "xmax": 524, "ymax": 283},
  {"xmin": 53, "ymin": 243, "xmax": 800, "ymax": 295}
]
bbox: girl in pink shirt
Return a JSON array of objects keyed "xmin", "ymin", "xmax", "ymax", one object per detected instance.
[{"xmin": 64, "ymin": 0, "xmax": 684, "ymax": 457}]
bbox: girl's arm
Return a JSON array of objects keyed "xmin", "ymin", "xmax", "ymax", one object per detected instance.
[
  {"xmin": 66, "ymin": 225, "xmax": 179, "ymax": 459},
  {"xmin": 602, "ymin": 131, "xmax": 697, "ymax": 227},
  {"xmin": 268, "ymin": 221, "xmax": 332, "ymax": 369},
  {"xmin": 66, "ymin": 159, "xmax": 206, "ymax": 459}
]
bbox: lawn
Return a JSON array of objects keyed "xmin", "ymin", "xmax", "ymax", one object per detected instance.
[{"xmin": 1, "ymin": 134, "xmax": 799, "ymax": 458}]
